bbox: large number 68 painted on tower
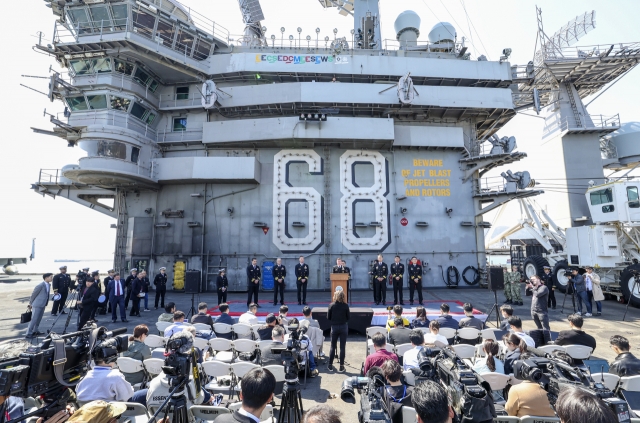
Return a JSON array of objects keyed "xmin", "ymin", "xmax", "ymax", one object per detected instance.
[{"xmin": 340, "ymin": 150, "xmax": 391, "ymax": 251}]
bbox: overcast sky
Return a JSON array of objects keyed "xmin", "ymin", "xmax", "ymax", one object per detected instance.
[{"xmin": 1, "ymin": 0, "xmax": 638, "ymax": 272}]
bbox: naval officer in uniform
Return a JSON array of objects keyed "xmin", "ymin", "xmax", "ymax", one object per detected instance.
[
  {"xmin": 408, "ymin": 256, "xmax": 424, "ymax": 305},
  {"xmin": 272, "ymin": 258, "xmax": 287, "ymax": 305},
  {"xmin": 247, "ymin": 258, "xmax": 261, "ymax": 308},
  {"xmin": 154, "ymin": 267, "xmax": 168, "ymax": 309},
  {"xmin": 216, "ymin": 269, "xmax": 228, "ymax": 305},
  {"xmin": 391, "ymin": 255, "xmax": 405, "ymax": 305},
  {"xmin": 51, "ymin": 265, "xmax": 72, "ymax": 316},
  {"xmin": 295, "ymin": 256, "xmax": 310, "ymax": 305},
  {"xmin": 371, "ymin": 255, "xmax": 388, "ymax": 305}
]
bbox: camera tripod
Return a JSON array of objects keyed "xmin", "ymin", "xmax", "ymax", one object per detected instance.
[
  {"xmin": 560, "ymin": 281, "xmax": 577, "ymax": 315},
  {"xmin": 484, "ymin": 289, "xmax": 501, "ymax": 328},
  {"xmin": 185, "ymin": 292, "xmax": 199, "ymax": 319},
  {"xmin": 42, "ymin": 289, "xmax": 80, "ymax": 339},
  {"xmin": 148, "ymin": 376, "xmax": 191, "ymax": 423},
  {"xmin": 278, "ymin": 380, "xmax": 304, "ymax": 423},
  {"xmin": 622, "ymin": 272, "xmax": 640, "ymax": 321}
]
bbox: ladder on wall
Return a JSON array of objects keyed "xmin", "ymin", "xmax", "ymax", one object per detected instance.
[{"xmin": 113, "ymin": 190, "xmax": 128, "ymax": 275}]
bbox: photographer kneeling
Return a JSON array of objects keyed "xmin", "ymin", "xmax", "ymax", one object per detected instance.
[{"xmin": 381, "ymin": 360, "xmax": 413, "ymax": 423}]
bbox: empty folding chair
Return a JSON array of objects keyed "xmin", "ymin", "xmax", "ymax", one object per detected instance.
[
  {"xmin": 457, "ymin": 328, "xmax": 481, "ymax": 345},
  {"xmin": 438, "ymin": 327, "xmax": 457, "ymax": 342},
  {"xmin": 263, "ymin": 365, "xmax": 286, "ymax": 396},
  {"xmin": 480, "ymin": 328, "xmax": 498, "ymax": 341},
  {"xmin": 116, "ymin": 357, "xmax": 145, "ymax": 389},
  {"xmin": 109, "ymin": 401, "xmax": 150, "ymax": 420},
  {"xmin": 209, "ymin": 338, "xmax": 234, "ymax": 363},
  {"xmin": 619, "ymin": 375, "xmax": 640, "ymax": 391},
  {"xmin": 192, "ymin": 336, "xmax": 210, "ymax": 356},
  {"xmin": 401, "ymin": 406, "xmax": 418, "ymax": 423},
  {"xmin": 189, "ymin": 405, "xmax": 230, "ymax": 421},
  {"xmin": 144, "ymin": 334, "xmax": 166, "ymax": 349},
  {"xmin": 519, "ymin": 417, "xmax": 560, "ymax": 423},
  {"xmin": 155, "ymin": 321, "xmax": 171, "ymax": 336},
  {"xmin": 493, "ymin": 417, "xmax": 521, "ymax": 423},
  {"xmin": 233, "ymin": 323, "xmax": 254, "ymax": 340},
  {"xmin": 193, "ymin": 323, "xmax": 213, "ymax": 333},
  {"xmin": 451, "ymin": 344, "xmax": 476, "ymax": 359},
  {"xmin": 143, "ymin": 358, "xmax": 165, "ymax": 378},
  {"xmin": 536, "ymin": 345, "xmax": 565, "ymax": 355},
  {"xmin": 214, "ymin": 323, "xmax": 233, "ymax": 339},
  {"xmin": 563, "ymin": 345, "xmax": 593, "ymax": 361},
  {"xmin": 234, "ymin": 339, "xmax": 258, "ymax": 362},
  {"xmin": 202, "ymin": 360, "xmax": 233, "ymax": 395},
  {"xmin": 591, "ymin": 372, "xmax": 620, "ymax": 392},
  {"xmin": 480, "ymin": 372, "xmax": 510, "ymax": 404}
]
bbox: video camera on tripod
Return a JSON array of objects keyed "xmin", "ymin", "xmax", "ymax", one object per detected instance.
[
  {"xmin": 513, "ymin": 348, "xmax": 632, "ymax": 423},
  {"xmin": 340, "ymin": 367, "xmax": 390, "ymax": 423},
  {"xmin": 272, "ymin": 324, "xmax": 309, "ymax": 382},
  {"xmin": 0, "ymin": 327, "xmax": 127, "ymax": 422}
]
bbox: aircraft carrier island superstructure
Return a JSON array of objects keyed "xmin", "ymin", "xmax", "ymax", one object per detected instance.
[{"xmin": 30, "ymin": 0, "xmax": 557, "ymax": 292}]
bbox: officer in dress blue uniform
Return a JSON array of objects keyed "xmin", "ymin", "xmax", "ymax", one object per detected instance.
[
  {"xmin": 246, "ymin": 258, "xmax": 261, "ymax": 308},
  {"xmin": 371, "ymin": 255, "xmax": 388, "ymax": 305},
  {"xmin": 272, "ymin": 258, "xmax": 287, "ymax": 306},
  {"xmin": 408, "ymin": 256, "xmax": 424, "ymax": 305},
  {"xmin": 51, "ymin": 265, "xmax": 72, "ymax": 316},
  {"xmin": 295, "ymin": 256, "xmax": 310, "ymax": 305},
  {"xmin": 391, "ymin": 256, "xmax": 405, "ymax": 305},
  {"xmin": 154, "ymin": 267, "xmax": 168, "ymax": 309},
  {"xmin": 216, "ymin": 269, "xmax": 228, "ymax": 305}
]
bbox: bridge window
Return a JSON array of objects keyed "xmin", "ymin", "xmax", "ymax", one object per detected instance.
[
  {"xmin": 67, "ymin": 8, "xmax": 91, "ymax": 34},
  {"xmin": 69, "ymin": 60, "xmax": 92, "ymax": 76},
  {"xmin": 176, "ymin": 87, "xmax": 189, "ymax": 100},
  {"xmin": 131, "ymin": 147, "xmax": 140, "ymax": 164},
  {"xmin": 173, "ymin": 117, "xmax": 187, "ymax": 132},
  {"xmin": 111, "ymin": 4, "xmax": 128, "ymax": 29},
  {"xmin": 176, "ymin": 30, "xmax": 195, "ymax": 56},
  {"xmin": 87, "ymin": 95, "xmax": 107, "ymax": 110},
  {"xmin": 97, "ymin": 140, "xmax": 127, "ymax": 159},
  {"xmin": 627, "ymin": 186, "xmax": 640, "ymax": 208},
  {"xmin": 110, "ymin": 96, "xmax": 131, "ymax": 111},
  {"xmin": 602, "ymin": 205, "xmax": 615, "ymax": 213},
  {"xmin": 194, "ymin": 39, "xmax": 212, "ymax": 60},
  {"xmin": 156, "ymin": 20, "xmax": 176, "ymax": 46},
  {"xmin": 89, "ymin": 6, "xmax": 112, "ymax": 28},
  {"xmin": 92, "ymin": 58, "xmax": 111, "ymax": 74},
  {"xmin": 130, "ymin": 102, "xmax": 155, "ymax": 125},
  {"xmin": 114, "ymin": 59, "xmax": 134, "ymax": 75},
  {"xmin": 132, "ymin": 9, "xmax": 156, "ymax": 39},
  {"xmin": 66, "ymin": 96, "xmax": 88, "ymax": 111},
  {"xmin": 590, "ymin": 188, "xmax": 613, "ymax": 205}
]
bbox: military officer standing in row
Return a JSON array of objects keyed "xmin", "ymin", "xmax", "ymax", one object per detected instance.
[
  {"xmin": 295, "ymin": 256, "xmax": 309, "ymax": 305},
  {"xmin": 124, "ymin": 268, "xmax": 137, "ymax": 310},
  {"xmin": 216, "ymin": 269, "xmax": 228, "ymax": 305},
  {"xmin": 391, "ymin": 255, "xmax": 405, "ymax": 305},
  {"xmin": 51, "ymin": 265, "xmax": 72, "ymax": 316},
  {"xmin": 371, "ymin": 254, "xmax": 388, "ymax": 305},
  {"xmin": 247, "ymin": 258, "xmax": 261, "ymax": 308},
  {"xmin": 408, "ymin": 256, "xmax": 424, "ymax": 305},
  {"xmin": 272, "ymin": 258, "xmax": 286, "ymax": 306},
  {"xmin": 154, "ymin": 267, "xmax": 168, "ymax": 309}
]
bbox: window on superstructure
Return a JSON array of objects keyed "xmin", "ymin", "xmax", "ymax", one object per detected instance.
[
  {"xmin": 92, "ymin": 58, "xmax": 111, "ymax": 74},
  {"xmin": 176, "ymin": 87, "xmax": 189, "ymax": 100},
  {"xmin": 111, "ymin": 4, "xmax": 128, "ymax": 30},
  {"xmin": 114, "ymin": 60, "xmax": 134, "ymax": 75},
  {"xmin": 590, "ymin": 188, "xmax": 613, "ymax": 205},
  {"xmin": 131, "ymin": 9, "xmax": 156, "ymax": 39},
  {"xmin": 131, "ymin": 147, "xmax": 140, "ymax": 164},
  {"xmin": 69, "ymin": 60, "xmax": 92, "ymax": 76},
  {"xmin": 133, "ymin": 68, "xmax": 151, "ymax": 86},
  {"xmin": 175, "ymin": 30, "xmax": 195, "ymax": 57},
  {"xmin": 87, "ymin": 95, "xmax": 108, "ymax": 110},
  {"xmin": 194, "ymin": 39, "xmax": 212, "ymax": 61},
  {"xmin": 130, "ymin": 102, "xmax": 149, "ymax": 121},
  {"xmin": 67, "ymin": 8, "xmax": 91, "ymax": 34},
  {"xmin": 145, "ymin": 112, "xmax": 157, "ymax": 125},
  {"xmin": 89, "ymin": 6, "xmax": 112, "ymax": 29},
  {"xmin": 97, "ymin": 140, "xmax": 127, "ymax": 160},
  {"xmin": 148, "ymin": 79, "xmax": 159, "ymax": 93},
  {"xmin": 173, "ymin": 118, "xmax": 187, "ymax": 132},
  {"xmin": 66, "ymin": 96, "xmax": 89, "ymax": 112},
  {"xmin": 627, "ymin": 187, "xmax": 640, "ymax": 208},
  {"xmin": 156, "ymin": 20, "xmax": 176, "ymax": 46},
  {"xmin": 110, "ymin": 96, "xmax": 131, "ymax": 111}
]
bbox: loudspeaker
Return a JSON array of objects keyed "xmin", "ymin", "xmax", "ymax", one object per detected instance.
[
  {"xmin": 488, "ymin": 266, "xmax": 505, "ymax": 291},
  {"xmin": 185, "ymin": 270, "xmax": 201, "ymax": 294}
]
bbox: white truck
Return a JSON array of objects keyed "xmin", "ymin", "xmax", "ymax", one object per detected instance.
[{"xmin": 487, "ymin": 180, "xmax": 640, "ymax": 307}]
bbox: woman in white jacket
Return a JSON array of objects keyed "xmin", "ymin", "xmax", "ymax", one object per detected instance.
[{"xmin": 585, "ymin": 266, "xmax": 604, "ymax": 316}]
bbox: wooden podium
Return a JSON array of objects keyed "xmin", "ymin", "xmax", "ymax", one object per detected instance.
[{"xmin": 330, "ymin": 273, "xmax": 350, "ymax": 303}]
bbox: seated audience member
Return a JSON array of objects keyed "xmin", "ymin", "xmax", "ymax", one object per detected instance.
[
  {"xmin": 279, "ymin": 305, "xmax": 290, "ymax": 326},
  {"xmin": 505, "ymin": 353, "xmax": 555, "ymax": 417},
  {"xmin": 364, "ymin": 333, "xmax": 399, "ymax": 374},
  {"xmin": 458, "ymin": 303, "xmax": 484, "ymax": 330},
  {"xmin": 191, "ymin": 302, "xmax": 214, "ymax": 327},
  {"xmin": 122, "ymin": 324, "xmax": 152, "ymax": 384},
  {"xmin": 411, "ymin": 380, "xmax": 455, "ymax": 423},
  {"xmin": 554, "ymin": 314, "xmax": 596, "ymax": 350},
  {"xmin": 389, "ymin": 317, "xmax": 412, "ymax": 346},
  {"xmin": 163, "ymin": 311, "xmax": 192, "ymax": 338},
  {"xmin": 609, "ymin": 335, "xmax": 640, "ymax": 377},
  {"xmin": 556, "ymin": 387, "xmax": 618, "ymax": 423},
  {"xmin": 257, "ymin": 314, "xmax": 279, "ymax": 340},
  {"xmin": 507, "ymin": 316, "xmax": 535, "ymax": 347},
  {"xmin": 423, "ymin": 320, "xmax": 449, "ymax": 346},
  {"xmin": 436, "ymin": 303, "xmax": 458, "ymax": 330},
  {"xmin": 472, "ymin": 339, "xmax": 504, "ymax": 374},
  {"xmin": 503, "ymin": 333, "xmax": 527, "ymax": 375},
  {"xmin": 303, "ymin": 405, "xmax": 342, "ymax": 423},
  {"xmin": 381, "ymin": 359, "xmax": 414, "ymax": 423},
  {"xmin": 260, "ymin": 325, "xmax": 286, "ymax": 366},
  {"xmin": 411, "ymin": 306, "xmax": 430, "ymax": 329},
  {"xmin": 403, "ymin": 330, "xmax": 425, "ymax": 370},
  {"xmin": 67, "ymin": 400, "xmax": 126, "ymax": 423},
  {"xmin": 147, "ymin": 332, "xmax": 213, "ymax": 415},
  {"xmin": 300, "ymin": 305, "xmax": 320, "ymax": 329},
  {"xmin": 386, "ymin": 305, "xmax": 411, "ymax": 330},
  {"xmin": 500, "ymin": 305, "xmax": 514, "ymax": 331},
  {"xmin": 158, "ymin": 302, "xmax": 176, "ymax": 323},
  {"xmin": 214, "ymin": 303, "xmax": 235, "ymax": 339},
  {"xmin": 76, "ymin": 343, "xmax": 146, "ymax": 406},
  {"xmin": 213, "ymin": 368, "xmax": 276, "ymax": 423},
  {"xmin": 287, "ymin": 318, "xmax": 318, "ymax": 377},
  {"xmin": 238, "ymin": 303, "xmax": 259, "ymax": 325}
]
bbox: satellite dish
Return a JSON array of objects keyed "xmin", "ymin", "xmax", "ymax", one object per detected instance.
[
  {"xmin": 398, "ymin": 73, "xmax": 415, "ymax": 105},
  {"xmin": 533, "ymin": 87, "xmax": 541, "ymax": 115},
  {"xmin": 505, "ymin": 136, "xmax": 517, "ymax": 153},
  {"xmin": 201, "ymin": 80, "xmax": 218, "ymax": 109}
]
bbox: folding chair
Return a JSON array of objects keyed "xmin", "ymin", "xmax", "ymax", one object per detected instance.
[
  {"xmin": 438, "ymin": 327, "xmax": 457, "ymax": 342},
  {"xmin": 519, "ymin": 417, "xmax": 560, "ymax": 423},
  {"xmin": 202, "ymin": 360, "xmax": 233, "ymax": 396},
  {"xmin": 234, "ymin": 339, "xmax": 258, "ymax": 362},
  {"xmin": 233, "ymin": 323, "xmax": 254, "ymax": 340},
  {"xmin": 402, "ymin": 369, "xmax": 416, "ymax": 386},
  {"xmin": 209, "ymin": 338, "xmax": 234, "ymax": 363},
  {"xmin": 189, "ymin": 405, "xmax": 230, "ymax": 421},
  {"xmin": 563, "ymin": 345, "xmax": 593, "ymax": 360},
  {"xmin": 143, "ymin": 358, "xmax": 164, "ymax": 378},
  {"xmin": 591, "ymin": 372, "xmax": 620, "ymax": 392},
  {"xmin": 457, "ymin": 328, "xmax": 481, "ymax": 345},
  {"xmin": 116, "ymin": 357, "xmax": 145, "ymax": 389},
  {"xmin": 260, "ymin": 404, "xmax": 275, "ymax": 423},
  {"xmin": 213, "ymin": 322, "xmax": 233, "ymax": 339},
  {"xmin": 193, "ymin": 336, "xmax": 210, "ymax": 357},
  {"xmin": 480, "ymin": 328, "xmax": 498, "ymax": 341},
  {"xmin": 193, "ymin": 323, "xmax": 213, "ymax": 332},
  {"xmin": 536, "ymin": 345, "xmax": 566, "ymax": 355},
  {"xmin": 395, "ymin": 343, "xmax": 414, "ymax": 358},
  {"xmin": 620, "ymin": 375, "xmax": 640, "ymax": 391},
  {"xmin": 401, "ymin": 406, "xmax": 418, "ymax": 423},
  {"xmin": 110, "ymin": 401, "xmax": 150, "ymax": 420},
  {"xmin": 155, "ymin": 321, "xmax": 171, "ymax": 336},
  {"xmin": 263, "ymin": 365, "xmax": 286, "ymax": 396},
  {"xmin": 231, "ymin": 362, "xmax": 261, "ymax": 398},
  {"xmin": 480, "ymin": 372, "xmax": 510, "ymax": 404},
  {"xmin": 144, "ymin": 334, "xmax": 166, "ymax": 349},
  {"xmin": 251, "ymin": 324, "xmax": 263, "ymax": 340},
  {"xmin": 451, "ymin": 344, "xmax": 476, "ymax": 359}
]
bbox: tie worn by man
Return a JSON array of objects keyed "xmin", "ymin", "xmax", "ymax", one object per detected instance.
[
  {"xmin": 51, "ymin": 265, "xmax": 72, "ymax": 316},
  {"xmin": 108, "ymin": 273, "xmax": 128, "ymax": 323},
  {"xmin": 246, "ymin": 258, "xmax": 261, "ymax": 308}
]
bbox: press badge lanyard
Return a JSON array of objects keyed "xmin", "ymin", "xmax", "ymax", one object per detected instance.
[{"xmin": 386, "ymin": 386, "xmax": 408, "ymax": 403}]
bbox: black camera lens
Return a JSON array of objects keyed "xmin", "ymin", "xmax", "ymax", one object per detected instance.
[{"xmin": 340, "ymin": 377, "xmax": 357, "ymax": 403}]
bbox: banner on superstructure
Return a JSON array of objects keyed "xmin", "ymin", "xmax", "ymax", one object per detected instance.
[{"xmin": 255, "ymin": 54, "xmax": 350, "ymax": 65}]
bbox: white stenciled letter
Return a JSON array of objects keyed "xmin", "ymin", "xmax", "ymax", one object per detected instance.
[
  {"xmin": 273, "ymin": 150, "xmax": 323, "ymax": 253},
  {"xmin": 340, "ymin": 150, "xmax": 391, "ymax": 251}
]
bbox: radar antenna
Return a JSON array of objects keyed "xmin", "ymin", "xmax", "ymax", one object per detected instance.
[
  {"xmin": 238, "ymin": 0, "xmax": 266, "ymax": 46},
  {"xmin": 536, "ymin": 7, "xmax": 596, "ymax": 61},
  {"xmin": 318, "ymin": 0, "xmax": 381, "ymax": 50}
]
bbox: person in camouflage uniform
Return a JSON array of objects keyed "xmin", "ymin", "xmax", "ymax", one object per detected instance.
[{"xmin": 504, "ymin": 265, "xmax": 523, "ymax": 305}]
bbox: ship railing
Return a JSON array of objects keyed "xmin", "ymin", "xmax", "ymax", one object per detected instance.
[
  {"xmin": 68, "ymin": 109, "xmax": 157, "ymax": 140},
  {"xmin": 141, "ymin": 0, "xmax": 230, "ymax": 42},
  {"xmin": 537, "ymin": 41, "xmax": 640, "ymax": 62},
  {"xmin": 38, "ymin": 169, "xmax": 61, "ymax": 185},
  {"xmin": 156, "ymin": 128, "xmax": 203, "ymax": 143},
  {"xmin": 544, "ymin": 114, "xmax": 620, "ymax": 135},
  {"xmin": 475, "ymin": 177, "xmax": 509, "ymax": 195},
  {"xmin": 158, "ymin": 92, "xmax": 203, "ymax": 109}
]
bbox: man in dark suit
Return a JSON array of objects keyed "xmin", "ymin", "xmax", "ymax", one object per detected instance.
[
  {"xmin": 272, "ymin": 258, "xmax": 286, "ymax": 306},
  {"xmin": 389, "ymin": 317, "xmax": 412, "ymax": 346},
  {"xmin": 295, "ymin": 256, "xmax": 309, "ymax": 306},
  {"xmin": 51, "ymin": 265, "xmax": 72, "ymax": 316},
  {"xmin": 108, "ymin": 272, "xmax": 127, "ymax": 323},
  {"xmin": 257, "ymin": 314, "xmax": 278, "ymax": 341},
  {"xmin": 246, "ymin": 258, "xmax": 261, "ymax": 308},
  {"xmin": 371, "ymin": 254, "xmax": 388, "ymax": 305},
  {"xmin": 104, "ymin": 269, "xmax": 115, "ymax": 313},
  {"xmin": 78, "ymin": 278, "xmax": 100, "ymax": 330},
  {"xmin": 215, "ymin": 303, "xmax": 235, "ymax": 326},
  {"xmin": 130, "ymin": 274, "xmax": 143, "ymax": 317},
  {"xmin": 554, "ymin": 314, "xmax": 596, "ymax": 350},
  {"xmin": 390, "ymin": 256, "xmax": 405, "ymax": 305},
  {"xmin": 213, "ymin": 368, "xmax": 276, "ymax": 423},
  {"xmin": 124, "ymin": 268, "xmax": 137, "ymax": 310},
  {"xmin": 436, "ymin": 303, "xmax": 459, "ymax": 330},
  {"xmin": 260, "ymin": 325, "xmax": 286, "ymax": 366}
]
